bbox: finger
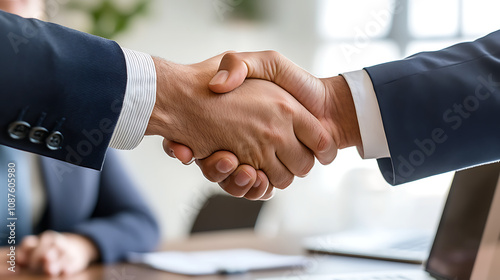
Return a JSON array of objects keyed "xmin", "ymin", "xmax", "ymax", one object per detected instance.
[
  {"xmin": 269, "ymin": 102, "xmax": 315, "ymax": 177},
  {"xmin": 275, "ymin": 134, "xmax": 315, "ymax": 178},
  {"xmin": 29, "ymin": 231, "xmax": 60, "ymax": 272},
  {"xmin": 293, "ymin": 107, "xmax": 338, "ymax": 165},
  {"xmin": 208, "ymin": 51, "xmax": 315, "ymax": 99},
  {"xmin": 260, "ymin": 186, "xmax": 276, "ymax": 200},
  {"xmin": 162, "ymin": 139, "xmax": 194, "ymax": 164},
  {"xmin": 17, "ymin": 235, "xmax": 39, "ymax": 266},
  {"xmin": 54, "ymin": 248, "xmax": 74, "ymax": 276},
  {"xmin": 257, "ymin": 153, "xmax": 294, "ymax": 190},
  {"xmin": 42, "ymin": 247, "xmax": 61, "ymax": 276},
  {"xmin": 195, "ymin": 151, "xmax": 239, "ymax": 183},
  {"xmin": 191, "ymin": 50, "xmax": 237, "ymax": 79},
  {"xmin": 219, "ymin": 165, "xmax": 258, "ymax": 197},
  {"xmin": 208, "ymin": 54, "xmax": 248, "ymax": 93},
  {"xmin": 243, "ymin": 170, "xmax": 270, "ymax": 200},
  {"xmin": 59, "ymin": 253, "xmax": 82, "ymax": 276}
]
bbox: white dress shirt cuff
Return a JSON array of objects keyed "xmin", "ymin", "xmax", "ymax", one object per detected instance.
[
  {"xmin": 342, "ymin": 70, "xmax": 390, "ymax": 159},
  {"xmin": 109, "ymin": 48, "xmax": 157, "ymax": 150}
]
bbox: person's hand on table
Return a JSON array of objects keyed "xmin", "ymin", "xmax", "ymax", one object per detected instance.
[
  {"xmin": 149, "ymin": 53, "xmax": 336, "ymax": 197},
  {"xmin": 16, "ymin": 231, "xmax": 99, "ymax": 276},
  {"xmin": 166, "ymin": 51, "xmax": 362, "ymax": 199}
]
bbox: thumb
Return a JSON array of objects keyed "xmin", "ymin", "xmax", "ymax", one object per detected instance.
[
  {"xmin": 208, "ymin": 51, "xmax": 321, "ymax": 107},
  {"xmin": 208, "ymin": 53, "xmax": 249, "ymax": 93}
]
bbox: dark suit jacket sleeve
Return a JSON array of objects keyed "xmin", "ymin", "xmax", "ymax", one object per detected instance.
[
  {"xmin": 71, "ymin": 151, "xmax": 160, "ymax": 263},
  {"xmin": 364, "ymin": 30, "xmax": 500, "ymax": 185},
  {"xmin": 0, "ymin": 10, "xmax": 127, "ymax": 170}
]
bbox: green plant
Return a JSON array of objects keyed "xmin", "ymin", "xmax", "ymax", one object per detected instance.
[{"xmin": 68, "ymin": 0, "xmax": 150, "ymax": 39}]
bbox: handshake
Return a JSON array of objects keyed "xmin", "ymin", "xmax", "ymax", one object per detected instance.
[{"xmin": 146, "ymin": 51, "xmax": 363, "ymax": 200}]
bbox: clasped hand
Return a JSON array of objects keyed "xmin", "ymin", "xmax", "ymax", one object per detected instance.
[{"xmin": 148, "ymin": 51, "xmax": 361, "ymax": 200}]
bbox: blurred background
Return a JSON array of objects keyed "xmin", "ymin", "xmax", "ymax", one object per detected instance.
[{"xmin": 41, "ymin": 0, "xmax": 500, "ymax": 241}]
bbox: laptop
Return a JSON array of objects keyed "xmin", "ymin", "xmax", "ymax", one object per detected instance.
[
  {"xmin": 304, "ymin": 228, "xmax": 433, "ymax": 264},
  {"xmin": 262, "ymin": 162, "xmax": 500, "ymax": 280}
]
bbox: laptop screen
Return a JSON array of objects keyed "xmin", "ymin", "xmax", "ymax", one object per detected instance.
[{"xmin": 425, "ymin": 162, "xmax": 500, "ymax": 280}]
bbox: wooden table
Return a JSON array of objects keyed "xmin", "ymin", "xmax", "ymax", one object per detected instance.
[{"xmin": 3, "ymin": 229, "xmax": 422, "ymax": 280}]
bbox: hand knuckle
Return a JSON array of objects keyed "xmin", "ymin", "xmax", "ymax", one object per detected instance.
[
  {"xmin": 298, "ymin": 155, "xmax": 314, "ymax": 176},
  {"xmin": 222, "ymin": 51, "xmax": 239, "ymax": 62},
  {"xmin": 264, "ymin": 50, "xmax": 280, "ymax": 59},
  {"xmin": 316, "ymin": 132, "xmax": 333, "ymax": 153},
  {"xmin": 221, "ymin": 50, "xmax": 236, "ymax": 56},
  {"xmin": 275, "ymin": 174, "xmax": 294, "ymax": 189},
  {"xmin": 203, "ymin": 169, "xmax": 220, "ymax": 182},
  {"xmin": 277, "ymin": 99, "xmax": 295, "ymax": 116},
  {"xmin": 220, "ymin": 182, "xmax": 245, "ymax": 198}
]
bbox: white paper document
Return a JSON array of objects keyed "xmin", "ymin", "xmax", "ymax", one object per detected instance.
[{"xmin": 127, "ymin": 248, "xmax": 309, "ymax": 275}]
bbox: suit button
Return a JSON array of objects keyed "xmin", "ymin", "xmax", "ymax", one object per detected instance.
[
  {"xmin": 46, "ymin": 131, "xmax": 63, "ymax": 150},
  {"xmin": 30, "ymin": 112, "xmax": 49, "ymax": 144},
  {"xmin": 8, "ymin": 121, "xmax": 31, "ymax": 140},
  {"xmin": 29, "ymin": 127, "xmax": 49, "ymax": 144}
]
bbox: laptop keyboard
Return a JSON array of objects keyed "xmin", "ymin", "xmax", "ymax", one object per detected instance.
[
  {"xmin": 258, "ymin": 271, "xmax": 432, "ymax": 280},
  {"xmin": 389, "ymin": 237, "xmax": 432, "ymax": 252}
]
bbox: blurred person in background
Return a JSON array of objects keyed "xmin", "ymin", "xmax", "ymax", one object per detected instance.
[{"xmin": 0, "ymin": 0, "xmax": 159, "ymax": 276}]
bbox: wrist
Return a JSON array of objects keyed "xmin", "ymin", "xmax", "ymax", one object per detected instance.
[
  {"xmin": 145, "ymin": 57, "xmax": 222, "ymax": 159},
  {"xmin": 323, "ymin": 75, "xmax": 362, "ymax": 151},
  {"xmin": 146, "ymin": 57, "xmax": 188, "ymax": 137}
]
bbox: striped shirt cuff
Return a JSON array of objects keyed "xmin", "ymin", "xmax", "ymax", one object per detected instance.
[{"xmin": 109, "ymin": 48, "xmax": 156, "ymax": 150}]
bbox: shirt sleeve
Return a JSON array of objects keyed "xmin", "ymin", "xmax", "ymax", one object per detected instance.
[
  {"xmin": 342, "ymin": 70, "xmax": 390, "ymax": 159},
  {"xmin": 108, "ymin": 48, "xmax": 157, "ymax": 150}
]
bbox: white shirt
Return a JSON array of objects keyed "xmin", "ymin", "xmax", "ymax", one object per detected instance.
[
  {"xmin": 342, "ymin": 70, "xmax": 391, "ymax": 159},
  {"xmin": 108, "ymin": 48, "xmax": 156, "ymax": 150},
  {"xmin": 110, "ymin": 49, "xmax": 390, "ymax": 160}
]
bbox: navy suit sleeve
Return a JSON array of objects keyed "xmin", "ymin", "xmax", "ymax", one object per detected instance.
[
  {"xmin": 364, "ymin": 30, "xmax": 500, "ymax": 185},
  {"xmin": 72, "ymin": 150, "xmax": 160, "ymax": 263},
  {"xmin": 0, "ymin": 10, "xmax": 127, "ymax": 170}
]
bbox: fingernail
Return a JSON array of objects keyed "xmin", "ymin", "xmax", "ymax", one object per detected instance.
[
  {"xmin": 253, "ymin": 176, "xmax": 262, "ymax": 188},
  {"xmin": 170, "ymin": 149, "xmax": 176, "ymax": 159},
  {"xmin": 263, "ymin": 189, "xmax": 276, "ymax": 200},
  {"xmin": 183, "ymin": 157, "xmax": 195, "ymax": 165},
  {"xmin": 209, "ymin": 70, "xmax": 229, "ymax": 85},
  {"xmin": 216, "ymin": 158, "xmax": 233, "ymax": 174},
  {"xmin": 235, "ymin": 170, "xmax": 251, "ymax": 187}
]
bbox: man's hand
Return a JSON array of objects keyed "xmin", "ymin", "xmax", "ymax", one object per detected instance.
[
  {"xmin": 163, "ymin": 143, "xmax": 275, "ymax": 200},
  {"xmin": 165, "ymin": 51, "xmax": 362, "ymax": 199},
  {"xmin": 16, "ymin": 231, "xmax": 99, "ymax": 276},
  {"xmin": 147, "ymin": 54, "xmax": 336, "ymax": 191}
]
